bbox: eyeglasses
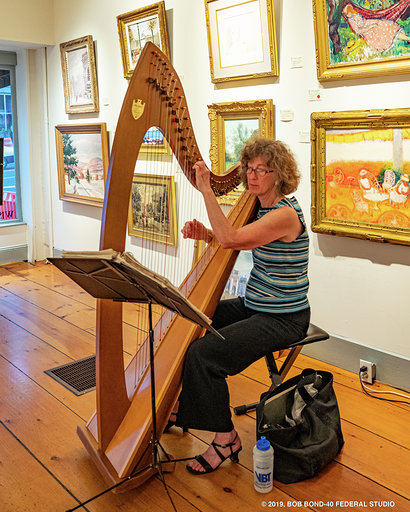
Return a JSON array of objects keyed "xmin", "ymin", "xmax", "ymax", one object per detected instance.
[{"xmin": 246, "ymin": 166, "xmax": 275, "ymax": 177}]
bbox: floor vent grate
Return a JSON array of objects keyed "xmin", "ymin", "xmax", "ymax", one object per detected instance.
[{"xmin": 45, "ymin": 355, "xmax": 96, "ymax": 395}]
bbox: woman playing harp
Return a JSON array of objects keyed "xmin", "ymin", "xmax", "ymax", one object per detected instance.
[{"xmin": 166, "ymin": 137, "xmax": 310, "ymax": 475}]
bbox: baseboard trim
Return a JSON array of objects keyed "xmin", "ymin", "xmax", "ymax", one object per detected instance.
[
  {"xmin": 302, "ymin": 334, "xmax": 410, "ymax": 393},
  {"xmin": 53, "ymin": 248, "xmax": 63, "ymax": 258},
  {"xmin": 0, "ymin": 244, "xmax": 28, "ymax": 264}
]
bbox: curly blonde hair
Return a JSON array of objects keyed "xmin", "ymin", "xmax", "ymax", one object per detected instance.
[{"xmin": 239, "ymin": 137, "xmax": 300, "ymax": 195}]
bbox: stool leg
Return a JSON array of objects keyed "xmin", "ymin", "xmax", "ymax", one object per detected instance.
[
  {"xmin": 233, "ymin": 353, "xmax": 282, "ymax": 416},
  {"xmin": 278, "ymin": 346, "xmax": 302, "ymax": 380}
]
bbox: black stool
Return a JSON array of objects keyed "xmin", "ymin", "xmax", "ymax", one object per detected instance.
[{"xmin": 233, "ymin": 323, "xmax": 329, "ymax": 415}]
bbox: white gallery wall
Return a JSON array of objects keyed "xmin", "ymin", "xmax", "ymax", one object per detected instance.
[{"xmin": 1, "ymin": 0, "xmax": 409, "ymax": 384}]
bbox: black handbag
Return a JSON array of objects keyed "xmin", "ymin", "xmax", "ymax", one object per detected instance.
[{"xmin": 256, "ymin": 368, "xmax": 344, "ymax": 483}]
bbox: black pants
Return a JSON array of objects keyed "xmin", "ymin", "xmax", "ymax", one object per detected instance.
[{"xmin": 176, "ymin": 297, "xmax": 310, "ymax": 432}]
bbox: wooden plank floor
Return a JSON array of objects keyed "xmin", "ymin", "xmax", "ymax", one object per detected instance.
[{"xmin": 1, "ymin": 260, "xmax": 409, "ymax": 512}]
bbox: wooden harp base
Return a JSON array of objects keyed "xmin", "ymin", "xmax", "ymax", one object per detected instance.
[{"xmin": 77, "ymin": 425, "xmax": 176, "ymax": 494}]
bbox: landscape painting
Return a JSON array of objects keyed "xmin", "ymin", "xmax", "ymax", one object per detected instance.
[
  {"xmin": 55, "ymin": 124, "xmax": 109, "ymax": 207},
  {"xmin": 224, "ymin": 118, "xmax": 259, "ymax": 170},
  {"xmin": 59, "ymin": 36, "xmax": 99, "ymax": 113},
  {"xmin": 140, "ymin": 126, "xmax": 171, "ymax": 154},
  {"xmin": 117, "ymin": 2, "xmax": 170, "ymax": 78},
  {"xmin": 128, "ymin": 174, "xmax": 177, "ymax": 246},
  {"xmin": 208, "ymin": 100, "xmax": 273, "ymax": 175}
]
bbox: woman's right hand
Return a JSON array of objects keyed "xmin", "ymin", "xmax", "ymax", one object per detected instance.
[{"xmin": 182, "ymin": 219, "xmax": 211, "ymax": 242}]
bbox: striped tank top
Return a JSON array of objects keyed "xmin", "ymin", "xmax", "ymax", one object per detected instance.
[{"xmin": 244, "ymin": 196, "xmax": 309, "ymax": 314}]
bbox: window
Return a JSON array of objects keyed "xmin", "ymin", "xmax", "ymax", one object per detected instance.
[{"xmin": 0, "ymin": 51, "xmax": 21, "ymax": 223}]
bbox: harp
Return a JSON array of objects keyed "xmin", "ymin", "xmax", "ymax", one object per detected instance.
[{"xmin": 77, "ymin": 42, "xmax": 258, "ymax": 489}]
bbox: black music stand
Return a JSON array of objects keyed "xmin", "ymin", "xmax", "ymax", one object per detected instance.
[{"xmin": 48, "ymin": 253, "xmax": 222, "ymax": 510}]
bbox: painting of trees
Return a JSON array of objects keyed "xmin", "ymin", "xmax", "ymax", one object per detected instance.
[{"xmin": 62, "ymin": 133, "xmax": 79, "ymax": 184}]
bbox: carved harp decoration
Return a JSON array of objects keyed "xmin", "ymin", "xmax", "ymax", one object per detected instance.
[{"xmin": 77, "ymin": 42, "xmax": 258, "ymax": 488}]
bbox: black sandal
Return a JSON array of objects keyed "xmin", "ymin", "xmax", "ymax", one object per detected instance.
[{"xmin": 186, "ymin": 432, "xmax": 242, "ymax": 475}]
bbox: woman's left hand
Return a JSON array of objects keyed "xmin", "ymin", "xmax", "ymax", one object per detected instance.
[{"xmin": 193, "ymin": 160, "xmax": 212, "ymax": 194}]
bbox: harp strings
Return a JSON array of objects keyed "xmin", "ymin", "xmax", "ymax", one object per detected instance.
[{"xmin": 128, "ymin": 49, "xmax": 212, "ymax": 390}]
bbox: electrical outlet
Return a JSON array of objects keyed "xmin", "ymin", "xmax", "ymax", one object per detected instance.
[{"xmin": 360, "ymin": 359, "xmax": 376, "ymax": 384}]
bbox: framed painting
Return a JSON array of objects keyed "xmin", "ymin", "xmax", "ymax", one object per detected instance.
[
  {"xmin": 313, "ymin": 0, "xmax": 410, "ymax": 81},
  {"xmin": 311, "ymin": 109, "xmax": 410, "ymax": 246},
  {"xmin": 128, "ymin": 174, "xmax": 177, "ymax": 247},
  {"xmin": 140, "ymin": 126, "xmax": 171, "ymax": 155},
  {"xmin": 204, "ymin": 0, "xmax": 278, "ymax": 83},
  {"xmin": 208, "ymin": 99, "xmax": 274, "ymax": 175},
  {"xmin": 55, "ymin": 123, "xmax": 109, "ymax": 207},
  {"xmin": 117, "ymin": 2, "xmax": 170, "ymax": 79},
  {"xmin": 60, "ymin": 36, "xmax": 99, "ymax": 113}
]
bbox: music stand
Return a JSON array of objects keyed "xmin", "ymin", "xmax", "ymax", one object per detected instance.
[{"xmin": 48, "ymin": 253, "xmax": 223, "ymax": 510}]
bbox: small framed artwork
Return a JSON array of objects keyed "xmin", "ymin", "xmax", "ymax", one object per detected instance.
[
  {"xmin": 117, "ymin": 2, "xmax": 170, "ymax": 79},
  {"xmin": 208, "ymin": 99, "xmax": 274, "ymax": 175},
  {"xmin": 313, "ymin": 0, "xmax": 410, "ymax": 81},
  {"xmin": 128, "ymin": 174, "xmax": 177, "ymax": 246},
  {"xmin": 204, "ymin": 0, "xmax": 278, "ymax": 83},
  {"xmin": 55, "ymin": 123, "xmax": 109, "ymax": 207},
  {"xmin": 60, "ymin": 35, "xmax": 99, "ymax": 113},
  {"xmin": 311, "ymin": 109, "xmax": 410, "ymax": 246},
  {"xmin": 139, "ymin": 126, "xmax": 171, "ymax": 155}
]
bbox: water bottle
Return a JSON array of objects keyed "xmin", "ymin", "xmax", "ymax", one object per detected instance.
[{"xmin": 253, "ymin": 436, "xmax": 274, "ymax": 493}]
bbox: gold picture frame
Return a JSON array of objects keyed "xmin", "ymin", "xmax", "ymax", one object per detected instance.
[
  {"xmin": 204, "ymin": 0, "xmax": 278, "ymax": 83},
  {"xmin": 128, "ymin": 174, "xmax": 177, "ymax": 247},
  {"xmin": 117, "ymin": 2, "xmax": 170, "ymax": 79},
  {"xmin": 55, "ymin": 123, "xmax": 109, "ymax": 207},
  {"xmin": 60, "ymin": 35, "xmax": 99, "ymax": 114},
  {"xmin": 208, "ymin": 99, "xmax": 274, "ymax": 176},
  {"xmin": 311, "ymin": 108, "xmax": 410, "ymax": 246},
  {"xmin": 313, "ymin": 0, "xmax": 410, "ymax": 82}
]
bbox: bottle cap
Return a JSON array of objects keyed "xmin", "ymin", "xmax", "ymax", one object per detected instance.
[{"xmin": 256, "ymin": 436, "xmax": 271, "ymax": 451}]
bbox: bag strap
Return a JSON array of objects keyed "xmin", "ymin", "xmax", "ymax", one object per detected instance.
[{"xmin": 296, "ymin": 370, "xmax": 321, "ymax": 405}]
